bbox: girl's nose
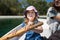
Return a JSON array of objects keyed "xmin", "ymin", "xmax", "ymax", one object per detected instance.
[{"xmin": 29, "ymin": 14, "xmax": 33, "ymax": 17}]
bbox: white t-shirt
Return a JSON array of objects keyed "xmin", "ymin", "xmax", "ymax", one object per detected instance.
[{"xmin": 47, "ymin": 7, "xmax": 60, "ymax": 35}]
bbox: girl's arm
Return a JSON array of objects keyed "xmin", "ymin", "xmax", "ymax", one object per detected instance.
[
  {"xmin": 32, "ymin": 22, "xmax": 43, "ymax": 34},
  {"xmin": 32, "ymin": 26, "xmax": 43, "ymax": 33}
]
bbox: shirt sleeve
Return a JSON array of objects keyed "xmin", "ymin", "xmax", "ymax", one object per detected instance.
[
  {"xmin": 14, "ymin": 22, "xmax": 25, "ymax": 31},
  {"xmin": 47, "ymin": 7, "xmax": 57, "ymax": 25},
  {"xmin": 47, "ymin": 7, "xmax": 57, "ymax": 18}
]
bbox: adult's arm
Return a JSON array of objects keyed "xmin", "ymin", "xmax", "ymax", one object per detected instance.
[{"xmin": 54, "ymin": 15, "xmax": 60, "ymax": 21}]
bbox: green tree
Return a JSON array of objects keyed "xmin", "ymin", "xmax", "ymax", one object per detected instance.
[
  {"xmin": 0, "ymin": 0, "xmax": 51, "ymax": 15},
  {"xmin": 0, "ymin": 0, "xmax": 22, "ymax": 15}
]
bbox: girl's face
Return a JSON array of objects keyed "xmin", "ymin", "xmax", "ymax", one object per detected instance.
[
  {"xmin": 55, "ymin": 0, "xmax": 60, "ymax": 7},
  {"xmin": 27, "ymin": 10, "xmax": 36, "ymax": 22}
]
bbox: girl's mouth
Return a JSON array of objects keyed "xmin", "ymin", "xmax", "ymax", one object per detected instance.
[{"xmin": 29, "ymin": 14, "xmax": 33, "ymax": 17}]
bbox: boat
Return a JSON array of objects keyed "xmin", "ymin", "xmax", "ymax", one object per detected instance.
[{"xmin": 2, "ymin": 17, "xmax": 51, "ymax": 40}]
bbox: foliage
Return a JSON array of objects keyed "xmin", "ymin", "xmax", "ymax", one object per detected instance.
[{"xmin": 0, "ymin": 0, "xmax": 51, "ymax": 15}]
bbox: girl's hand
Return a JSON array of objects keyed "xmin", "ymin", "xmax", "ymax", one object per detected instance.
[
  {"xmin": 25, "ymin": 21, "xmax": 34, "ymax": 30},
  {"xmin": 0, "ymin": 37, "xmax": 8, "ymax": 40}
]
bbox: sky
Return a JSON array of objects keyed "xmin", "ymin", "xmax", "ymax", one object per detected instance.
[
  {"xmin": 46, "ymin": 0, "xmax": 53, "ymax": 2},
  {"xmin": 18, "ymin": 0, "xmax": 53, "ymax": 2},
  {"xmin": 18, "ymin": 0, "xmax": 53, "ymax": 8}
]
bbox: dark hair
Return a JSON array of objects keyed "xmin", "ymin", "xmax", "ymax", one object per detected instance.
[
  {"xmin": 24, "ymin": 10, "xmax": 38, "ymax": 18},
  {"xmin": 52, "ymin": 0, "xmax": 60, "ymax": 12}
]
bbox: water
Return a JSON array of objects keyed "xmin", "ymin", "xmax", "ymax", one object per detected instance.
[{"xmin": 0, "ymin": 18, "xmax": 24, "ymax": 37}]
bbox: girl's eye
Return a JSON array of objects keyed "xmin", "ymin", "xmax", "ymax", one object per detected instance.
[{"xmin": 32, "ymin": 12, "xmax": 34, "ymax": 13}]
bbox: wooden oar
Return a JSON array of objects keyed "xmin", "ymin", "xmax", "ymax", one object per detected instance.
[{"xmin": 0, "ymin": 22, "xmax": 43, "ymax": 40}]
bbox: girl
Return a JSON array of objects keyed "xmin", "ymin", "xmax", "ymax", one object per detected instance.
[
  {"xmin": 0, "ymin": 6, "xmax": 43, "ymax": 40},
  {"xmin": 23, "ymin": 6, "xmax": 43, "ymax": 40}
]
